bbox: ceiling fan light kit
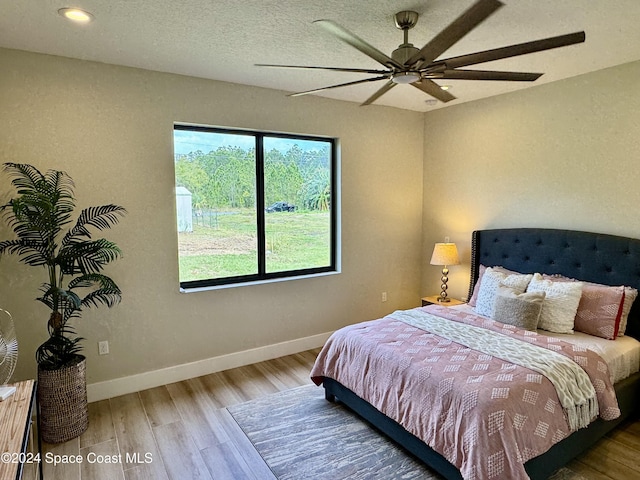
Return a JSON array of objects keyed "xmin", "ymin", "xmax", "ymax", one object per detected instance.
[
  {"xmin": 257, "ymin": 0, "xmax": 586, "ymax": 107},
  {"xmin": 392, "ymin": 71, "xmax": 420, "ymax": 84}
]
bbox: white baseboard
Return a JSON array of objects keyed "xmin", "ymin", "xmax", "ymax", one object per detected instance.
[{"xmin": 87, "ymin": 331, "xmax": 333, "ymax": 402}]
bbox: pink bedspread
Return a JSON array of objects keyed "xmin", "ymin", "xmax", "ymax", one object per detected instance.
[{"xmin": 310, "ymin": 305, "xmax": 620, "ymax": 480}]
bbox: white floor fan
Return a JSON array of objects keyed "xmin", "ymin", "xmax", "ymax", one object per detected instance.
[{"xmin": 0, "ymin": 308, "xmax": 18, "ymax": 400}]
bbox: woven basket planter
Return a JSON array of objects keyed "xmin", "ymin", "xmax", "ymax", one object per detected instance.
[{"xmin": 37, "ymin": 356, "xmax": 89, "ymax": 443}]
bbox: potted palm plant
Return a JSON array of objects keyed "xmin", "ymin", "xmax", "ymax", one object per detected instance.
[{"xmin": 0, "ymin": 163, "xmax": 126, "ymax": 443}]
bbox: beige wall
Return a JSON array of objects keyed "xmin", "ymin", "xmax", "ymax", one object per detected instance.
[
  {"xmin": 6, "ymin": 46, "xmax": 638, "ymax": 392},
  {"xmin": 422, "ymin": 60, "xmax": 640, "ymax": 301},
  {"xmin": 0, "ymin": 48, "xmax": 424, "ymax": 386}
]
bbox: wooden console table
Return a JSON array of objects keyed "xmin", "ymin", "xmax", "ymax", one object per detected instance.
[{"xmin": 0, "ymin": 380, "xmax": 42, "ymax": 480}]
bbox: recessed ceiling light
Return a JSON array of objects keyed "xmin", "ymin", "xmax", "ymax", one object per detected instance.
[
  {"xmin": 58, "ymin": 7, "xmax": 94, "ymax": 24},
  {"xmin": 440, "ymin": 85, "xmax": 451, "ymax": 91}
]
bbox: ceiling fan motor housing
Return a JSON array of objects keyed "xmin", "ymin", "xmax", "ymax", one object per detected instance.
[{"xmin": 392, "ymin": 44, "xmax": 420, "ymax": 65}]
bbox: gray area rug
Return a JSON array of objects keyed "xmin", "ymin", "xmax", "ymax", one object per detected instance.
[
  {"xmin": 227, "ymin": 384, "xmax": 443, "ymax": 480},
  {"xmin": 227, "ymin": 384, "xmax": 588, "ymax": 480}
]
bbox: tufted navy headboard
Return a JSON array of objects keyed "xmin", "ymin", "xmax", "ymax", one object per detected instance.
[{"xmin": 469, "ymin": 228, "xmax": 640, "ymax": 340}]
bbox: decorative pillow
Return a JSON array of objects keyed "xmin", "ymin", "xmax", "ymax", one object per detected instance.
[
  {"xmin": 573, "ymin": 284, "xmax": 625, "ymax": 340},
  {"xmin": 526, "ymin": 273, "xmax": 583, "ymax": 334},
  {"xmin": 618, "ymin": 287, "xmax": 638, "ymax": 336},
  {"xmin": 469, "ymin": 265, "xmax": 527, "ymax": 307},
  {"xmin": 475, "ymin": 267, "xmax": 533, "ymax": 317},
  {"xmin": 541, "ymin": 274, "xmax": 626, "ymax": 339},
  {"xmin": 467, "ymin": 264, "xmax": 487, "ymax": 307},
  {"xmin": 491, "ymin": 286, "xmax": 546, "ymax": 331}
]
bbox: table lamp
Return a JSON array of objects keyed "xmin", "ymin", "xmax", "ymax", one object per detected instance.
[{"xmin": 430, "ymin": 243, "xmax": 460, "ymax": 302}]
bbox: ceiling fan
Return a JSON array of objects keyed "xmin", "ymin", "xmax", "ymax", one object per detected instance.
[{"xmin": 256, "ymin": 0, "xmax": 585, "ymax": 106}]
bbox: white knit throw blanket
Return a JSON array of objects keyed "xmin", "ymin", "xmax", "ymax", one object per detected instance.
[{"xmin": 392, "ymin": 309, "xmax": 598, "ymax": 431}]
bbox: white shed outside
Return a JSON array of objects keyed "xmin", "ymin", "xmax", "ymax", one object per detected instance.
[{"xmin": 176, "ymin": 186, "xmax": 193, "ymax": 232}]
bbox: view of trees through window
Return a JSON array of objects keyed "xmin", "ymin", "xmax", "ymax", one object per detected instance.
[{"xmin": 174, "ymin": 126, "xmax": 335, "ymax": 288}]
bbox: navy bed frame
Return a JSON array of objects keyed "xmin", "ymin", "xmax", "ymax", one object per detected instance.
[{"xmin": 323, "ymin": 228, "xmax": 640, "ymax": 480}]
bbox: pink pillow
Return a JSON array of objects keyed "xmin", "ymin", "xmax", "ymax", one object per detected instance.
[
  {"xmin": 542, "ymin": 275, "xmax": 625, "ymax": 340},
  {"xmin": 575, "ymin": 284, "xmax": 625, "ymax": 339},
  {"xmin": 468, "ymin": 265, "xmax": 486, "ymax": 306},
  {"xmin": 618, "ymin": 287, "xmax": 638, "ymax": 336}
]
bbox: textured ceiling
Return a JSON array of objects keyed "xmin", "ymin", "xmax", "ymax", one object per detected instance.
[{"xmin": 2, "ymin": 0, "xmax": 640, "ymax": 112}]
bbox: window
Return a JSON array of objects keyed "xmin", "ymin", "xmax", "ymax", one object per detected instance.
[{"xmin": 173, "ymin": 124, "xmax": 337, "ymax": 289}]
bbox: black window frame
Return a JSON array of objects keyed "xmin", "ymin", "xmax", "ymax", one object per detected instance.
[{"xmin": 174, "ymin": 124, "xmax": 338, "ymax": 290}]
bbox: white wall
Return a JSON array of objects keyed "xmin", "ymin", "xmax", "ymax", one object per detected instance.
[
  {"xmin": 421, "ymin": 60, "xmax": 640, "ymax": 301},
  {"xmin": 0, "ymin": 47, "xmax": 424, "ymax": 395}
]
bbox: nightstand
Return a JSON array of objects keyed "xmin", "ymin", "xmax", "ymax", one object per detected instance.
[
  {"xmin": 421, "ymin": 295, "xmax": 465, "ymax": 307},
  {"xmin": 0, "ymin": 379, "xmax": 42, "ymax": 480}
]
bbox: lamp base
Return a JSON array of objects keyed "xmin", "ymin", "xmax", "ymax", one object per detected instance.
[{"xmin": 438, "ymin": 267, "xmax": 450, "ymax": 302}]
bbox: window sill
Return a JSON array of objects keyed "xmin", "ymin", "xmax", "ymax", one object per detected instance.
[{"xmin": 179, "ymin": 269, "xmax": 340, "ymax": 293}]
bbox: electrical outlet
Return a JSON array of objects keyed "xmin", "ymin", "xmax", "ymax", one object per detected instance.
[
  {"xmin": 382, "ymin": 292, "xmax": 387, "ymax": 302},
  {"xmin": 98, "ymin": 340, "xmax": 109, "ymax": 355}
]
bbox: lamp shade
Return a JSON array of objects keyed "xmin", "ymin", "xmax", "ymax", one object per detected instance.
[{"xmin": 430, "ymin": 243, "xmax": 460, "ymax": 266}]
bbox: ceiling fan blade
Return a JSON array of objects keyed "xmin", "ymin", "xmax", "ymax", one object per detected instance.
[
  {"xmin": 435, "ymin": 69, "xmax": 543, "ymax": 81},
  {"xmin": 440, "ymin": 31, "xmax": 586, "ymax": 69},
  {"xmin": 361, "ymin": 80, "xmax": 397, "ymax": 106},
  {"xmin": 314, "ymin": 19, "xmax": 404, "ymax": 70},
  {"xmin": 412, "ymin": 79, "xmax": 457, "ymax": 103},
  {"xmin": 406, "ymin": 0, "xmax": 504, "ymax": 68},
  {"xmin": 288, "ymin": 75, "xmax": 389, "ymax": 97},
  {"xmin": 255, "ymin": 64, "xmax": 390, "ymax": 75}
]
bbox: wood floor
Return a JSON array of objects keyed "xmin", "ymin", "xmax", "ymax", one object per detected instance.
[{"xmin": 21, "ymin": 348, "xmax": 640, "ymax": 480}]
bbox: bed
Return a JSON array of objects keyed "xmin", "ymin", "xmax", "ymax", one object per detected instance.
[{"xmin": 310, "ymin": 228, "xmax": 640, "ymax": 480}]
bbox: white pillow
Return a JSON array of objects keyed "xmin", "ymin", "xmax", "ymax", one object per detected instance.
[
  {"xmin": 475, "ymin": 267, "xmax": 533, "ymax": 317},
  {"xmin": 469, "ymin": 265, "xmax": 523, "ymax": 307},
  {"xmin": 526, "ymin": 273, "xmax": 583, "ymax": 334}
]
